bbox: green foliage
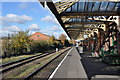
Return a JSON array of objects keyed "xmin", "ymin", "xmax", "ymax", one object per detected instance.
[
  {"xmin": 48, "ymin": 35, "xmax": 55, "ymax": 46},
  {"xmin": 64, "ymin": 40, "xmax": 70, "ymax": 46},
  {"xmin": 2, "ymin": 39, "xmax": 13, "ymax": 57},
  {"xmin": 53, "ymin": 40, "xmax": 61, "ymax": 48},
  {"xmin": 69, "ymin": 40, "xmax": 74, "ymax": 44},
  {"xmin": 2, "ymin": 31, "xmax": 32, "ymax": 57},
  {"xmin": 11, "ymin": 31, "xmax": 31, "ymax": 55},
  {"xmin": 2, "ymin": 31, "xmax": 71, "ymax": 58},
  {"xmin": 30, "ymin": 40, "xmax": 51, "ymax": 53}
]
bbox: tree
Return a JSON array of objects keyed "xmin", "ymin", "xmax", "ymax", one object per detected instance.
[
  {"xmin": 48, "ymin": 35, "xmax": 55, "ymax": 45},
  {"xmin": 11, "ymin": 31, "xmax": 31, "ymax": 55},
  {"xmin": 59, "ymin": 34, "xmax": 67, "ymax": 46},
  {"xmin": 2, "ymin": 34, "xmax": 13, "ymax": 57},
  {"xmin": 30, "ymin": 40, "xmax": 51, "ymax": 53}
]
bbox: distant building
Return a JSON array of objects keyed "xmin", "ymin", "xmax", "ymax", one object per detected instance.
[{"xmin": 30, "ymin": 32, "xmax": 49, "ymax": 40}]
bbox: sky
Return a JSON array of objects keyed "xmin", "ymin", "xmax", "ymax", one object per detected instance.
[{"xmin": 1, "ymin": 1, "xmax": 70, "ymax": 39}]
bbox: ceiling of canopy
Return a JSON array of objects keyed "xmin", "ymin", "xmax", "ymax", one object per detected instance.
[{"xmin": 40, "ymin": 0, "xmax": 120, "ymax": 40}]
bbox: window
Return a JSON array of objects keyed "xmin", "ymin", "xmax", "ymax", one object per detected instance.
[{"xmin": 37, "ymin": 35, "xmax": 40, "ymax": 37}]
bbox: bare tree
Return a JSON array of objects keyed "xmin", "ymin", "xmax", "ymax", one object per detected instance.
[{"xmin": 59, "ymin": 34, "xmax": 67, "ymax": 45}]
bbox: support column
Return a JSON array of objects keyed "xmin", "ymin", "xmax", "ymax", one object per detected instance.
[
  {"xmin": 117, "ymin": 16, "xmax": 120, "ymax": 54},
  {"xmin": 116, "ymin": 16, "xmax": 120, "ymax": 31},
  {"xmin": 96, "ymin": 30, "xmax": 101, "ymax": 52}
]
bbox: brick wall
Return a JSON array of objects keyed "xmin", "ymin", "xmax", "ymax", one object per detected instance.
[{"xmin": 30, "ymin": 32, "xmax": 49, "ymax": 40}]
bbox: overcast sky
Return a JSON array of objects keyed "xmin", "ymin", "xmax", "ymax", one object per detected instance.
[{"xmin": 1, "ymin": 1, "xmax": 69, "ymax": 39}]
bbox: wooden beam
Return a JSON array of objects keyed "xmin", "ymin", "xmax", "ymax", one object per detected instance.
[
  {"xmin": 98, "ymin": 2, "xmax": 102, "ymax": 11},
  {"xmin": 60, "ymin": 12, "xmax": 119, "ymax": 16},
  {"xmin": 40, "ymin": 2, "xmax": 45, "ymax": 7},
  {"xmin": 68, "ymin": 29, "xmax": 93, "ymax": 32},
  {"xmin": 105, "ymin": 2, "xmax": 110, "ymax": 11},
  {"xmin": 64, "ymin": 22, "xmax": 104, "ymax": 25},
  {"xmin": 112, "ymin": 3, "xmax": 118, "ymax": 11},
  {"xmin": 68, "ymin": 30, "xmax": 80, "ymax": 33},
  {"xmin": 61, "ymin": 18, "xmax": 71, "ymax": 23},
  {"xmin": 45, "ymin": 1, "xmax": 71, "ymax": 39},
  {"xmin": 62, "ymin": 16, "xmax": 86, "ymax": 19},
  {"xmin": 91, "ymin": 2, "xmax": 96, "ymax": 12},
  {"xmin": 66, "ymin": 26, "xmax": 98, "ymax": 29},
  {"xmin": 54, "ymin": 0, "xmax": 79, "ymax": 13}
]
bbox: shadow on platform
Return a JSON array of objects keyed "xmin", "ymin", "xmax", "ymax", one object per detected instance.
[{"xmin": 79, "ymin": 51, "xmax": 120, "ymax": 80}]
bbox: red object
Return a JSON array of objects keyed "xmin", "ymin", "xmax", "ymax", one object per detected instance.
[{"xmin": 30, "ymin": 32, "xmax": 49, "ymax": 40}]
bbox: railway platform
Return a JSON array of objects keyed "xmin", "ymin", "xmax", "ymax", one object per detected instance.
[
  {"xmin": 50, "ymin": 47, "xmax": 87, "ymax": 79},
  {"xmin": 49, "ymin": 47, "xmax": 120, "ymax": 80}
]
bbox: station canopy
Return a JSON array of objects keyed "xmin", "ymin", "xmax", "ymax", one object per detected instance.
[{"xmin": 40, "ymin": 0, "xmax": 120, "ymax": 40}]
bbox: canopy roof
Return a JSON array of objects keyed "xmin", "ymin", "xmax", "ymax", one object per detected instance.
[{"xmin": 40, "ymin": 0, "xmax": 120, "ymax": 40}]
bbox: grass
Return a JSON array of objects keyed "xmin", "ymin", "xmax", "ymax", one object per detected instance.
[
  {"xmin": 15, "ymin": 53, "xmax": 60, "ymax": 78},
  {"xmin": 1, "ymin": 53, "xmax": 43, "ymax": 64},
  {"xmin": 6, "ymin": 54, "xmax": 53, "ymax": 78},
  {"xmin": 15, "ymin": 63, "xmax": 43, "ymax": 78}
]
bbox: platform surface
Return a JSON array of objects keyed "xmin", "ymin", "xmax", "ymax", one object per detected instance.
[
  {"xmin": 51, "ymin": 47, "xmax": 120, "ymax": 80},
  {"xmin": 52, "ymin": 47, "xmax": 87, "ymax": 78}
]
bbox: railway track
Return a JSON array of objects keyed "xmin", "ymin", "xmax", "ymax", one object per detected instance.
[
  {"xmin": 1, "ymin": 47, "xmax": 71, "ymax": 79},
  {"xmin": 1, "ymin": 49, "xmax": 59, "ymax": 68},
  {"xmin": 1, "ymin": 51, "xmax": 55, "ymax": 73},
  {"xmin": 24, "ymin": 47, "xmax": 71, "ymax": 80}
]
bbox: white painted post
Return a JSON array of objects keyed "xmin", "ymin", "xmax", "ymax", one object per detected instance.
[{"xmin": 56, "ymin": 48, "xmax": 58, "ymax": 52}]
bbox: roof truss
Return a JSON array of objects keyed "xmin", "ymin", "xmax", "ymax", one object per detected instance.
[
  {"xmin": 60, "ymin": 12, "xmax": 119, "ymax": 16},
  {"xmin": 39, "ymin": 0, "xmax": 120, "ymax": 40}
]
